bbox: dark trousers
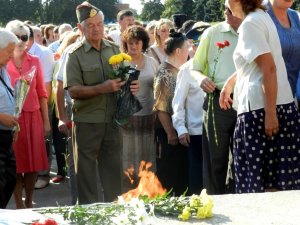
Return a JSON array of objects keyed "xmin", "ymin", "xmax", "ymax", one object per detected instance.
[
  {"xmin": 202, "ymin": 92, "xmax": 237, "ymax": 194},
  {"xmin": 188, "ymin": 135, "xmax": 203, "ymax": 195},
  {"xmin": 155, "ymin": 128, "xmax": 189, "ymax": 196},
  {"xmin": 0, "ymin": 130, "xmax": 16, "ymax": 208},
  {"xmin": 73, "ymin": 122, "xmax": 122, "ymax": 204},
  {"xmin": 52, "ymin": 112, "xmax": 67, "ymax": 177}
]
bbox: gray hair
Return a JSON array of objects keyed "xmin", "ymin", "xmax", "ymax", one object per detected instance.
[
  {"xmin": 6, "ymin": 20, "xmax": 30, "ymax": 36},
  {"xmin": 0, "ymin": 28, "xmax": 18, "ymax": 49},
  {"xmin": 59, "ymin": 23, "xmax": 72, "ymax": 35},
  {"xmin": 80, "ymin": 11, "xmax": 105, "ymax": 27}
]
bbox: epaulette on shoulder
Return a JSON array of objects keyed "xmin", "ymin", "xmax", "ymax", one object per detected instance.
[{"xmin": 69, "ymin": 42, "xmax": 83, "ymax": 54}]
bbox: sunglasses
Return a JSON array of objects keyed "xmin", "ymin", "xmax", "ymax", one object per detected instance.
[{"xmin": 16, "ymin": 34, "xmax": 29, "ymax": 42}]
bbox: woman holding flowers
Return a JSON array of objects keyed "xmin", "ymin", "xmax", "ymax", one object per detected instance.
[
  {"xmin": 153, "ymin": 30, "xmax": 190, "ymax": 196},
  {"xmin": 120, "ymin": 25, "xmax": 159, "ymax": 192},
  {"xmin": 220, "ymin": 0, "xmax": 300, "ymax": 193},
  {"xmin": 6, "ymin": 20, "xmax": 50, "ymax": 208}
]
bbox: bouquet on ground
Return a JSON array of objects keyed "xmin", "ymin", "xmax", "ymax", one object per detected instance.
[
  {"xmin": 109, "ymin": 53, "xmax": 142, "ymax": 126},
  {"xmin": 35, "ymin": 189, "xmax": 213, "ymax": 224},
  {"xmin": 14, "ymin": 66, "xmax": 36, "ymax": 131}
]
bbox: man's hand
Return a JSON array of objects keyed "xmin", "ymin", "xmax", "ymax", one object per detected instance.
[
  {"xmin": 100, "ymin": 78, "xmax": 126, "ymax": 93},
  {"xmin": 200, "ymin": 77, "xmax": 216, "ymax": 93},
  {"xmin": 0, "ymin": 113, "xmax": 18, "ymax": 128},
  {"xmin": 130, "ymin": 80, "xmax": 139, "ymax": 95},
  {"xmin": 178, "ymin": 133, "xmax": 190, "ymax": 147}
]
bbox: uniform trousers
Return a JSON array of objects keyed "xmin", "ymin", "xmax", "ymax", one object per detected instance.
[{"xmin": 72, "ymin": 122, "xmax": 122, "ymax": 204}]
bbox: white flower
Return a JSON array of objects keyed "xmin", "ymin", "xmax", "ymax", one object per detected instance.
[{"xmin": 111, "ymin": 212, "xmax": 131, "ymax": 224}]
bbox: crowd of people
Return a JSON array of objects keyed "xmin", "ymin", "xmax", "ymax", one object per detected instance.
[{"xmin": 0, "ymin": 0, "xmax": 300, "ymax": 209}]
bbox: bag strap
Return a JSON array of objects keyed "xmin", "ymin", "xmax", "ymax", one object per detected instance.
[{"xmin": 0, "ymin": 71, "xmax": 14, "ymax": 97}]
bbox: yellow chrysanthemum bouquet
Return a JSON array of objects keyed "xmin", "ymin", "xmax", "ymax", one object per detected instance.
[
  {"xmin": 109, "ymin": 53, "xmax": 132, "ymax": 81},
  {"xmin": 109, "ymin": 53, "xmax": 142, "ymax": 126}
]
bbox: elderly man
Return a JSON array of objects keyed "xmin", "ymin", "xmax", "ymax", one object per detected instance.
[
  {"xmin": 64, "ymin": 1, "xmax": 138, "ymax": 204},
  {"xmin": 0, "ymin": 28, "xmax": 18, "ymax": 208}
]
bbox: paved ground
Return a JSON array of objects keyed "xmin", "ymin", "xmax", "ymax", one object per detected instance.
[{"xmin": 6, "ymin": 155, "xmax": 73, "ymax": 209}]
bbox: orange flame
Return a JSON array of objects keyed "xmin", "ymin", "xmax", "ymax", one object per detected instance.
[{"xmin": 122, "ymin": 161, "xmax": 166, "ymax": 202}]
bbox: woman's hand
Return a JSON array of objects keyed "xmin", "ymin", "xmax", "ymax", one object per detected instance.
[
  {"xmin": 219, "ymin": 85, "xmax": 233, "ymax": 110},
  {"xmin": 264, "ymin": 110, "xmax": 279, "ymax": 138},
  {"xmin": 43, "ymin": 119, "xmax": 51, "ymax": 137},
  {"xmin": 167, "ymin": 130, "xmax": 179, "ymax": 146},
  {"xmin": 219, "ymin": 73, "xmax": 237, "ymax": 110},
  {"xmin": 130, "ymin": 80, "xmax": 139, "ymax": 95},
  {"xmin": 178, "ymin": 133, "xmax": 190, "ymax": 147}
]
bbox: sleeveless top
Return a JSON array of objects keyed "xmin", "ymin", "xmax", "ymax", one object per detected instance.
[{"xmin": 267, "ymin": 1, "xmax": 300, "ymax": 95}]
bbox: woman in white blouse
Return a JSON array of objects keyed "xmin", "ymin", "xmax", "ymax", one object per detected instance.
[{"xmin": 220, "ymin": 0, "xmax": 300, "ymax": 193}]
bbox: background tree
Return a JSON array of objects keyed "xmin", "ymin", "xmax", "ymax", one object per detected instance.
[
  {"xmin": 204, "ymin": 0, "xmax": 223, "ymax": 22},
  {"xmin": 161, "ymin": 0, "xmax": 182, "ymax": 19},
  {"xmin": 139, "ymin": 0, "xmax": 164, "ymax": 21},
  {"xmin": 181, "ymin": 0, "xmax": 195, "ymax": 19},
  {"xmin": 292, "ymin": 0, "xmax": 300, "ymax": 10},
  {"xmin": 193, "ymin": 0, "xmax": 206, "ymax": 21}
]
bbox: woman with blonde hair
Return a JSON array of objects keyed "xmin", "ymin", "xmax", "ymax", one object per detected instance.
[
  {"xmin": 147, "ymin": 19, "xmax": 174, "ymax": 64},
  {"xmin": 6, "ymin": 20, "xmax": 50, "ymax": 208}
]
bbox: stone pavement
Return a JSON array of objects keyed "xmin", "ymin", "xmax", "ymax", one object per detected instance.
[{"xmin": 6, "ymin": 156, "xmax": 73, "ymax": 209}]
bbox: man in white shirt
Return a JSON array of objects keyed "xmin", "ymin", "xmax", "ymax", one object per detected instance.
[{"xmin": 108, "ymin": 9, "xmax": 135, "ymax": 46}]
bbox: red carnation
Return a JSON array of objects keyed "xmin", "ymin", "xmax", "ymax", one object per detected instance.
[
  {"xmin": 224, "ymin": 40, "xmax": 230, "ymax": 47},
  {"xmin": 66, "ymin": 121, "xmax": 72, "ymax": 129},
  {"xmin": 216, "ymin": 42, "xmax": 225, "ymax": 49},
  {"xmin": 44, "ymin": 219, "xmax": 58, "ymax": 225}
]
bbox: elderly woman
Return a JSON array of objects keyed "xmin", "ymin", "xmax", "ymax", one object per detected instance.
[
  {"xmin": 154, "ymin": 31, "xmax": 190, "ymax": 196},
  {"xmin": 147, "ymin": 19, "xmax": 174, "ymax": 65},
  {"xmin": 120, "ymin": 25, "xmax": 159, "ymax": 191},
  {"xmin": 0, "ymin": 28, "xmax": 19, "ymax": 209},
  {"xmin": 220, "ymin": 0, "xmax": 300, "ymax": 193},
  {"xmin": 267, "ymin": 0, "xmax": 300, "ymax": 97},
  {"xmin": 6, "ymin": 20, "xmax": 50, "ymax": 208}
]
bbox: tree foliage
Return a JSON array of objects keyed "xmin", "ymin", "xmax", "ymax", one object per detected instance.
[
  {"xmin": 193, "ymin": 0, "xmax": 206, "ymax": 21},
  {"xmin": 161, "ymin": 0, "xmax": 182, "ymax": 19},
  {"xmin": 0, "ymin": 0, "xmax": 118, "ymax": 26},
  {"xmin": 139, "ymin": 0, "xmax": 165, "ymax": 22},
  {"xmin": 204, "ymin": 0, "xmax": 223, "ymax": 22}
]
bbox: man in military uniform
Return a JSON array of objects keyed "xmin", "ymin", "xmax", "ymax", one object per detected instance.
[{"xmin": 64, "ymin": 1, "xmax": 139, "ymax": 204}]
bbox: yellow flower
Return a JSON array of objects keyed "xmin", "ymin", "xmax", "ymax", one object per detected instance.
[
  {"xmin": 196, "ymin": 189, "xmax": 213, "ymax": 219},
  {"xmin": 189, "ymin": 194, "xmax": 201, "ymax": 208},
  {"xmin": 178, "ymin": 206, "xmax": 191, "ymax": 221},
  {"xmin": 120, "ymin": 53, "xmax": 132, "ymax": 62},
  {"xmin": 109, "ymin": 54, "xmax": 123, "ymax": 65}
]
